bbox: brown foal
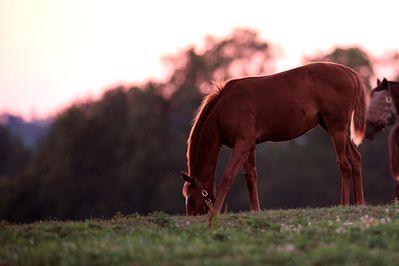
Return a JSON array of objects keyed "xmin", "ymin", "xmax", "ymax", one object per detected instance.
[{"xmin": 181, "ymin": 62, "xmax": 366, "ymax": 216}]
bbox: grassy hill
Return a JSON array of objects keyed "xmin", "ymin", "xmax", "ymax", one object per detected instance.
[{"xmin": 1, "ymin": 205, "xmax": 399, "ymax": 265}]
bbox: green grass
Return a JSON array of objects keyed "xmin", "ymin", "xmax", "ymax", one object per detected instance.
[{"xmin": 1, "ymin": 205, "xmax": 399, "ymax": 265}]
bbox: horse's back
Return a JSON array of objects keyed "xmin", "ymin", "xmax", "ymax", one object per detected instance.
[
  {"xmin": 215, "ymin": 62, "xmax": 359, "ymax": 143},
  {"xmin": 220, "ymin": 62, "xmax": 356, "ymax": 104}
]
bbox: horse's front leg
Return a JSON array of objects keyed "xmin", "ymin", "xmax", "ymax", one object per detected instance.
[
  {"xmin": 243, "ymin": 150, "xmax": 261, "ymax": 211},
  {"xmin": 211, "ymin": 139, "xmax": 253, "ymax": 215}
]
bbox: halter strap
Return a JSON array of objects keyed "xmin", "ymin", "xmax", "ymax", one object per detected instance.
[{"xmin": 201, "ymin": 189, "xmax": 213, "ymax": 207}]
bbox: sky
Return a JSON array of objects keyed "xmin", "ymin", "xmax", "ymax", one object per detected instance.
[{"xmin": 0, "ymin": 0, "xmax": 398, "ymax": 120}]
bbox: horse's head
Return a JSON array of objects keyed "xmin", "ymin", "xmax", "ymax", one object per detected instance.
[
  {"xmin": 180, "ymin": 172, "xmax": 215, "ymax": 215},
  {"xmin": 365, "ymin": 78, "xmax": 397, "ymax": 140}
]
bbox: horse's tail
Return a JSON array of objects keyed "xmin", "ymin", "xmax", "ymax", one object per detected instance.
[
  {"xmin": 388, "ymin": 125, "xmax": 399, "ymax": 181},
  {"xmin": 350, "ymin": 72, "xmax": 366, "ymax": 146}
]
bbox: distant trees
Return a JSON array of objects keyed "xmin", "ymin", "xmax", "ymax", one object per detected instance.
[
  {"xmin": 1, "ymin": 114, "xmax": 51, "ymax": 150},
  {"xmin": 0, "ymin": 29, "xmax": 396, "ymax": 222},
  {"xmin": 0, "ymin": 29, "xmax": 278, "ymax": 221},
  {"xmin": 0, "ymin": 125, "xmax": 31, "ymax": 178}
]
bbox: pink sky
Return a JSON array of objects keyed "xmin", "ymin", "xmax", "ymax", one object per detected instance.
[{"xmin": 0, "ymin": 0, "xmax": 398, "ymax": 119}]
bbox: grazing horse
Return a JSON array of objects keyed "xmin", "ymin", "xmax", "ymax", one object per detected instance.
[
  {"xmin": 181, "ymin": 62, "xmax": 366, "ymax": 216},
  {"xmin": 365, "ymin": 78, "xmax": 399, "ymax": 201}
]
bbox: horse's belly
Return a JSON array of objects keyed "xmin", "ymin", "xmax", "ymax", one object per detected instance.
[{"xmin": 255, "ymin": 110, "xmax": 319, "ymax": 143}]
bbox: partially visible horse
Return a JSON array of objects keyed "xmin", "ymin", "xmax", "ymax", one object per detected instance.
[
  {"xmin": 181, "ymin": 62, "xmax": 366, "ymax": 216},
  {"xmin": 366, "ymin": 78, "xmax": 399, "ymax": 201}
]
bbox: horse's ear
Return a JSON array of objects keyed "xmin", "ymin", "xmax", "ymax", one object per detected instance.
[
  {"xmin": 382, "ymin": 78, "xmax": 389, "ymax": 88},
  {"xmin": 180, "ymin": 171, "xmax": 191, "ymax": 183},
  {"xmin": 377, "ymin": 79, "xmax": 381, "ymax": 87},
  {"xmin": 180, "ymin": 171, "xmax": 200, "ymax": 187}
]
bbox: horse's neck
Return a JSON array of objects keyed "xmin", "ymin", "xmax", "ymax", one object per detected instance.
[
  {"xmin": 189, "ymin": 124, "xmax": 221, "ymax": 187},
  {"xmin": 391, "ymin": 83, "xmax": 399, "ymax": 111}
]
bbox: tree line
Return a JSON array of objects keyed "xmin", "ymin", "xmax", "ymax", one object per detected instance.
[{"xmin": 0, "ymin": 29, "xmax": 398, "ymax": 222}]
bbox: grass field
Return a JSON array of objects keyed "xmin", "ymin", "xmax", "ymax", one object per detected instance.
[{"xmin": 1, "ymin": 205, "xmax": 399, "ymax": 265}]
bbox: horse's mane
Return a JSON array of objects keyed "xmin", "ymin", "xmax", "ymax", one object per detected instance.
[
  {"xmin": 389, "ymin": 124, "xmax": 399, "ymax": 181},
  {"xmin": 186, "ymin": 80, "xmax": 228, "ymax": 176}
]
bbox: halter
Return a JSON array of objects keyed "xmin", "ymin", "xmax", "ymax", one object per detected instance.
[
  {"xmin": 201, "ymin": 189, "xmax": 213, "ymax": 206},
  {"xmin": 366, "ymin": 83, "xmax": 397, "ymax": 128}
]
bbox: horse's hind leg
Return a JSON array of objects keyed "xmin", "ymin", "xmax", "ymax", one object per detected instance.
[
  {"xmin": 329, "ymin": 130, "xmax": 352, "ymax": 205},
  {"xmin": 346, "ymin": 138, "xmax": 365, "ymax": 205},
  {"xmin": 243, "ymin": 150, "xmax": 261, "ymax": 211},
  {"xmin": 320, "ymin": 112, "xmax": 352, "ymax": 205}
]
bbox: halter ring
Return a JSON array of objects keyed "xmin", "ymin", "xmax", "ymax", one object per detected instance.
[
  {"xmin": 386, "ymin": 96, "xmax": 392, "ymax": 103},
  {"xmin": 201, "ymin": 190, "xmax": 208, "ymax": 197}
]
